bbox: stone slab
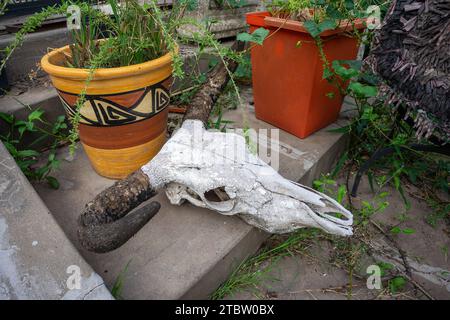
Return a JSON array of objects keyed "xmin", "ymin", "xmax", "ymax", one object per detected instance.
[
  {"xmin": 0, "ymin": 141, "xmax": 113, "ymax": 300},
  {"xmin": 0, "ymin": 28, "xmax": 70, "ymax": 83}
]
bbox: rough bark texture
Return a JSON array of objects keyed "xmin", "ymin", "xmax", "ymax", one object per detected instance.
[
  {"xmin": 78, "ymin": 41, "xmax": 244, "ymax": 253},
  {"xmin": 369, "ymin": 0, "xmax": 450, "ymax": 141},
  {"xmin": 78, "ymin": 201, "xmax": 161, "ymax": 253},
  {"xmin": 78, "ymin": 170, "xmax": 158, "ymax": 253},
  {"xmin": 183, "ymin": 41, "xmax": 245, "ymax": 124}
]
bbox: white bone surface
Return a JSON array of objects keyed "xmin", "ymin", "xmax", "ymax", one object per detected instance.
[{"xmin": 142, "ymin": 120, "xmax": 353, "ymax": 236}]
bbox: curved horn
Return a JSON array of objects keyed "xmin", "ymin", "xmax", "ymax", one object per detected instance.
[{"xmin": 78, "ymin": 170, "xmax": 158, "ymax": 253}]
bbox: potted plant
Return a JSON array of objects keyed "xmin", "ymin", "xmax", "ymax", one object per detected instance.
[
  {"xmin": 1, "ymin": 0, "xmax": 239, "ymax": 179},
  {"xmin": 243, "ymin": 0, "xmax": 370, "ymax": 138},
  {"xmin": 39, "ymin": 0, "xmax": 181, "ymax": 179}
]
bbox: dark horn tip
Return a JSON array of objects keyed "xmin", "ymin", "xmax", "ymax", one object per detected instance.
[{"xmin": 78, "ymin": 201, "xmax": 161, "ymax": 253}]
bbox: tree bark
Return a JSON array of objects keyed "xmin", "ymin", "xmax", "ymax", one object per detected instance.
[{"xmin": 78, "ymin": 170, "xmax": 158, "ymax": 253}]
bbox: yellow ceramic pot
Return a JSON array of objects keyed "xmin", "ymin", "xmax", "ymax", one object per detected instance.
[{"xmin": 41, "ymin": 45, "xmax": 174, "ymax": 179}]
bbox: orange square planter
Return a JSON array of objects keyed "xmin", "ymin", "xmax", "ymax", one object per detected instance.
[{"xmin": 247, "ymin": 11, "xmax": 365, "ymax": 138}]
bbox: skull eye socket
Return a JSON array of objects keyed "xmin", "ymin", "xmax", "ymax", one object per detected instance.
[{"xmin": 204, "ymin": 187, "xmax": 231, "ymax": 202}]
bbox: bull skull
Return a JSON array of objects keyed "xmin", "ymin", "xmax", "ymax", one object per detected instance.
[
  {"xmin": 77, "ymin": 45, "xmax": 353, "ymax": 253},
  {"xmin": 142, "ymin": 120, "xmax": 353, "ymax": 236}
]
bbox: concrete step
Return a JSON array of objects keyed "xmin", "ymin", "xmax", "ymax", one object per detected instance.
[
  {"xmin": 0, "ymin": 140, "xmax": 113, "ymax": 300},
  {"xmin": 0, "ymin": 27, "xmax": 70, "ymax": 84},
  {"xmin": 32, "ymin": 86, "xmax": 351, "ymax": 299}
]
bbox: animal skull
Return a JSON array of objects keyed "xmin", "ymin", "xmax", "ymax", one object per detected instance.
[{"xmin": 142, "ymin": 120, "xmax": 353, "ymax": 236}]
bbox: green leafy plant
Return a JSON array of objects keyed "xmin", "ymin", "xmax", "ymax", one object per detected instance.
[
  {"xmin": 111, "ymin": 260, "xmax": 132, "ymax": 299},
  {"xmin": 322, "ymin": 47, "xmax": 448, "ymax": 225},
  {"xmin": 65, "ymin": 0, "xmax": 176, "ymax": 69},
  {"xmin": 388, "ymin": 276, "xmax": 407, "ymax": 294},
  {"xmin": 0, "ymin": 107, "xmax": 69, "ymax": 188},
  {"xmin": 426, "ymin": 199, "xmax": 450, "ymax": 228},
  {"xmin": 234, "ymin": 54, "xmax": 252, "ymax": 82},
  {"xmin": 390, "ymin": 226, "xmax": 415, "ymax": 235},
  {"xmin": 0, "ymin": 0, "xmax": 8, "ymax": 16},
  {"xmin": 237, "ymin": 28, "xmax": 270, "ymax": 45},
  {"xmin": 313, "ymin": 173, "xmax": 339, "ymax": 194},
  {"xmin": 376, "ymin": 261, "xmax": 394, "ymax": 277},
  {"xmin": 238, "ymin": 1, "xmax": 386, "ymax": 99},
  {"xmin": 211, "ymin": 228, "xmax": 319, "ymax": 299}
]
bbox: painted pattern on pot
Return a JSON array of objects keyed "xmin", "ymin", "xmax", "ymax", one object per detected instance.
[{"xmin": 57, "ymin": 79, "xmax": 171, "ymax": 126}]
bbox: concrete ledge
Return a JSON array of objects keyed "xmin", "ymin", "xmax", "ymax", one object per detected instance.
[
  {"xmin": 0, "ymin": 28, "xmax": 70, "ymax": 83},
  {"xmin": 0, "ymin": 84, "xmax": 63, "ymax": 150},
  {"xmin": 0, "ymin": 141, "xmax": 113, "ymax": 300},
  {"xmin": 33, "ymin": 86, "xmax": 350, "ymax": 299}
]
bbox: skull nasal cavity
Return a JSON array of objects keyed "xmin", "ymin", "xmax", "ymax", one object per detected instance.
[{"xmin": 204, "ymin": 187, "xmax": 231, "ymax": 202}]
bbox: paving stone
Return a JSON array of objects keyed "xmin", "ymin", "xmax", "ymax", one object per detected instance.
[{"xmin": 0, "ymin": 141, "xmax": 113, "ymax": 300}]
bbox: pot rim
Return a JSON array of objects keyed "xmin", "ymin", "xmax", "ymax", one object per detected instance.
[
  {"xmin": 246, "ymin": 10, "xmax": 367, "ymax": 37},
  {"xmin": 264, "ymin": 16, "xmax": 366, "ymax": 36},
  {"xmin": 41, "ymin": 44, "xmax": 177, "ymax": 81}
]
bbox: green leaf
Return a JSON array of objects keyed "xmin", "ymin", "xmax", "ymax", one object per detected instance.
[
  {"xmin": 391, "ymin": 226, "xmax": 415, "ymax": 235},
  {"xmin": 46, "ymin": 176, "xmax": 60, "ymax": 190},
  {"xmin": 343, "ymin": 60, "xmax": 363, "ymax": 71},
  {"xmin": 322, "ymin": 67, "xmax": 334, "ymax": 80},
  {"xmin": 344, "ymin": 0, "xmax": 355, "ymax": 10},
  {"xmin": 331, "ymin": 152, "xmax": 348, "ymax": 179},
  {"xmin": 318, "ymin": 19, "xmax": 337, "ymax": 33},
  {"xmin": 393, "ymin": 175, "xmax": 400, "ymax": 190},
  {"xmin": 337, "ymin": 185, "xmax": 346, "ymax": 204},
  {"xmin": 16, "ymin": 149, "xmax": 40, "ymax": 158},
  {"xmin": 237, "ymin": 27, "xmax": 269, "ymax": 45},
  {"xmin": 390, "ymin": 226, "xmax": 401, "ymax": 234},
  {"xmin": 35, "ymin": 165, "xmax": 50, "ymax": 179},
  {"xmin": 313, "ymin": 180, "xmax": 323, "ymax": 190},
  {"xmin": 304, "ymin": 20, "xmax": 321, "ymax": 37},
  {"xmin": 326, "ymin": 6, "xmax": 344, "ymax": 19},
  {"xmin": 401, "ymin": 228, "xmax": 416, "ymax": 234},
  {"xmin": 111, "ymin": 260, "xmax": 132, "ymax": 299},
  {"xmin": 18, "ymin": 125, "xmax": 27, "ymax": 137},
  {"xmin": 377, "ymin": 261, "xmax": 394, "ymax": 277},
  {"xmin": 28, "ymin": 108, "xmax": 45, "ymax": 122},
  {"xmin": 389, "ymin": 276, "xmax": 406, "ymax": 294},
  {"xmin": 17, "ymin": 159, "xmax": 38, "ymax": 171},
  {"xmin": 49, "ymin": 159, "xmax": 60, "ymax": 170},
  {"xmin": 3, "ymin": 141, "xmax": 18, "ymax": 157},
  {"xmin": 107, "ymin": 0, "xmax": 119, "ymax": 19},
  {"xmin": 0, "ymin": 112, "xmax": 14, "ymax": 124},
  {"xmin": 378, "ymin": 191, "xmax": 389, "ymax": 199},
  {"xmin": 332, "ymin": 60, "xmax": 359, "ymax": 80},
  {"xmin": 348, "ymin": 82, "xmax": 378, "ymax": 98},
  {"xmin": 48, "ymin": 152, "xmax": 55, "ymax": 162},
  {"xmin": 305, "ymin": 19, "xmax": 337, "ymax": 38}
]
